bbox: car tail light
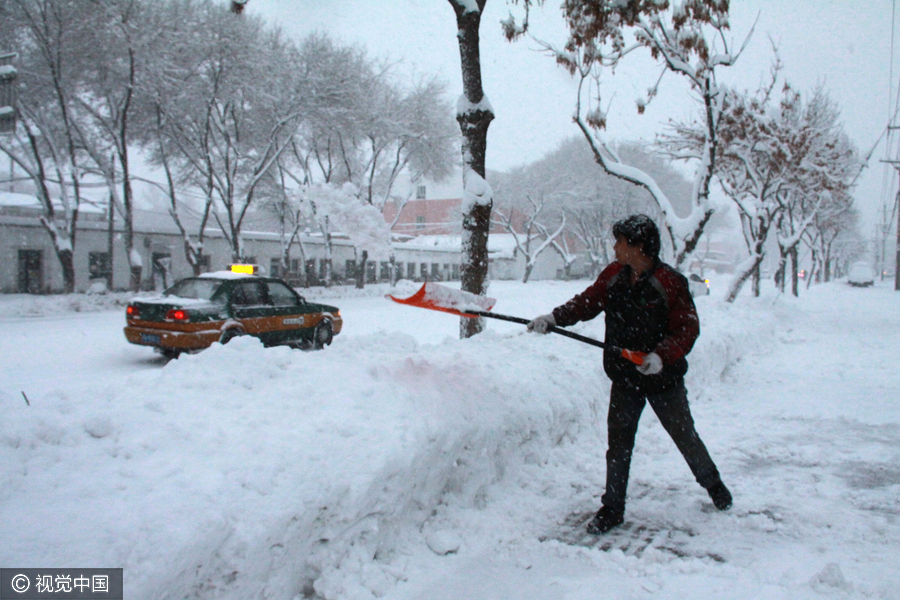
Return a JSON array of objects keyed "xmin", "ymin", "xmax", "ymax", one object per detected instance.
[
  {"xmin": 126, "ymin": 305, "xmax": 140, "ymax": 318},
  {"xmin": 166, "ymin": 309, "xmax": 189, "ymax": 321}
]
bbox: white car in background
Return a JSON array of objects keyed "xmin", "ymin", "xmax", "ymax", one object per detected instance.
[
  {"xmin": 688, "ymin": 273, "xmax": 710, "ymax": 297},
  {"xmin": 847, "ymin": 261, "xmax": 875, "ymax": 287}
]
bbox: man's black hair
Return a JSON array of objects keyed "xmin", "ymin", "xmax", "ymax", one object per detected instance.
[{"xmin": 612, "ymin": 214, "xmax": 661, "ymax": 259}]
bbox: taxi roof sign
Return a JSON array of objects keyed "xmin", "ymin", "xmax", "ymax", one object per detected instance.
[{"xmin": 229, "ymin": 264, "xmax": 258, "ymax": 275}]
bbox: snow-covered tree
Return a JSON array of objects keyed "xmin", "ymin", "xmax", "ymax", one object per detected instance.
[
  {"xmin": 712, "ymin": 80, "xmax": 792, "ymax": 301},
  {"xmin": 273, "ymin": 34, "xmax": 455, "ymax": 289},
  {"xmin": 537, "ymin": 216, "xmax": 576, "ymax": 279},
  {"xmin": 334, "ymin": 72, "xmax": 456, "ymax": 288},
  {"xmin": 507, "ymin": 0, "xmax": 753, "ymax": 271},
  {"xmin": 0, "ymin": 0, "xmax": 95, "ymax": 292},
  {"xmin": 783, "ymin": 89, "xmax": 859, "ymax": 292},
  {"xmin": 493, "ymin": 194, "xmax": 564, "ymax": 283},
  {"xmin": 705, "ymin": 76, "xmax": 859, "ymax": 301},
  {"xmin": 258, "ymin": 165, "xmax": 309, "ymax": 284},
  {"xmin": 448, "ymin": 0, "xmax": 494, "ymax": 339},
  {"xmin": 73, "ymin": 0, "xmax": 158, "ymax": 291},
  {"xmin": 490, "ymin": 136, "xmax": 684, "ymax": 276},
  {"xmin": 300, "ymin": 182, "xmax": 391, "ymax": 287}
]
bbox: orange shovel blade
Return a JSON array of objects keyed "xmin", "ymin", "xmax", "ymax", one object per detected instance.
[
  {"xmin": 386, "ymin": 282, "xmax": 496, "ymax": 318},
  {"xmin": 621, "ymin": 349, "xmax": 648, "ymax": 366}
]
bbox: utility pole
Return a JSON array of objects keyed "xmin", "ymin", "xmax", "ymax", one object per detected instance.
[
  {"xmin": 894, "ymin": 188, "xmax": 900, "ymax": 291},
  {"xmin": 881, "ymin": 158, "xmax": 900, "ymax": 291}
]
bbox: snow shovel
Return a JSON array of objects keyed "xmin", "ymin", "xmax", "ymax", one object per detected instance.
[{"xmin": 386, "ymin": 282, "xmax": 647, "ymax": 365}]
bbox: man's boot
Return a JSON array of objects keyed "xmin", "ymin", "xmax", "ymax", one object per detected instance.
[
  {"xmin": 707, "ymin": 481, "xmax": 732, "ymax": 510},
  {"xmin": 586, "ymin": 505, "xmax": 624, "ymax": 535}
]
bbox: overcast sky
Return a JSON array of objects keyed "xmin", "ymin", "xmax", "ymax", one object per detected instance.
[{"xmin": 245, "ymin": 0, "xmax": 898, "ymax": 239}]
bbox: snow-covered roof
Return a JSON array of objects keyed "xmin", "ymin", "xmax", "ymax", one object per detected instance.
[
  {"xmin": 392, "ymin": 233, "xmax": 519, "ymax": 259},
  {"xmin": 0, "ymin": 191, "xmax": 105, "ymax": 214}
]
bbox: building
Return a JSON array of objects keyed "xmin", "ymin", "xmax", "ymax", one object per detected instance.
[{"xmin": 0, "ymin": 177, "xmax": 586, "ymax": 293}]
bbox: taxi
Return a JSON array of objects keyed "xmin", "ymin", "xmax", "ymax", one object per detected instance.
[{"xmin": 124, "ymin": 265, "xmax": 342, "ymax": 358}]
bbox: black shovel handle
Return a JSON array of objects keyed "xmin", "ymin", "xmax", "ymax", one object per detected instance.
[{"xmin": 462, "ymin": 310, "xmax": 646, "ymax": 365}]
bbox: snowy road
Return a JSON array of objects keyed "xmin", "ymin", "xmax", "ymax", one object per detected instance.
[
  {"xmin": 1, "ymin": 280, "xmax": 898, "ymax": 599},
  {"xmin": 383, "ymin": 282, "xmax": 900, "ymax": 600}
]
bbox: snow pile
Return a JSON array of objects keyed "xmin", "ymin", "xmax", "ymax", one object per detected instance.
[
  {"xmin": 0, "ymin": 291, "xmax": 134, "ymax": 317},
  {"xmin": 1, "ymin": 314, "xmax": 606, "ymax": 598},
  {"xmin": 2, "ymin": 279, "xmax": 899, "ymax": 600}
]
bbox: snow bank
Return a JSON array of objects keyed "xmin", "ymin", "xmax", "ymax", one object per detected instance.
[
  {"xmin": 1, "ymin": 321, "xmax": 607, "ymax": 599},
  {"xmin": 0, "ymin": 291, "xmax": 133, "ymax": 317}
]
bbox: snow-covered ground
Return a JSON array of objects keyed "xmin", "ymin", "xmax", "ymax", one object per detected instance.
[{"xmin": 1, "ymin": 277, "xmax": 898, "ymax": 599}]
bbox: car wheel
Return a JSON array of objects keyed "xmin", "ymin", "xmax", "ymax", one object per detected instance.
[
  {"xmin": 219, "ymin": 328, "xmax": 244, "ymax": 345},
  {"xmin": 158, "ymin": 348, "xmax": 181, "ymax": 360},
  {"xmin": 313, "ymin": 320, "xmax": 333, "ymax": 349}
]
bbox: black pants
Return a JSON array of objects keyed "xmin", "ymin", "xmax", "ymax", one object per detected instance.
[{"xmin": 601, "ymin": 379, "xmax": 721, "ymax": 512}]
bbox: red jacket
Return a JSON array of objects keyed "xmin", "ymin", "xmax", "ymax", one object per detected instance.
[{"xmin": 552, "ymin": 260, "xmax": 699, "ymax": 391}]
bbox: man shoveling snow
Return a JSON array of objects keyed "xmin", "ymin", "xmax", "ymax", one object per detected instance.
[{"xmin": 528, "ymin": 214, "xmax": 733, "ymax": 534}]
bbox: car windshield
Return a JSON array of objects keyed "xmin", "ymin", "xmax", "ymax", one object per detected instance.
[{"xmin": 164, "ymin": 278, "xmax": 222, "ymax": 301}]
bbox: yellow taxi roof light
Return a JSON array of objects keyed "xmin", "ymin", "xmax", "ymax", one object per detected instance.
[{"xmin": 229, "ymin": 264, "xmax": 258, "ymax": 275}]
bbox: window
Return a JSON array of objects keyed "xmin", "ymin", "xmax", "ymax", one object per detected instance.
[
  {"xmin": 17, "ymin": 249, "xmax": 42, "ymax": 294},
  {"xmin": 266, "ymin": 281, "xmax": 299, "ymax": 306},
  {"xmin": 232, "ymin": 281, "xmax": 267, "ymax": 306},
  {"xmin": 407, "ymin": 262, "xmax": 416, "ymax": 279},
  {"xmin": 451, "ymin": 264, "xmax": 460, "ymax": 280},
  {"xmin": 270, "ymin": 258, "xmax": 281, "ymax": 278},
  {"xmin": 166, "ymin": 278, "xmax": 222, "ymax": 301},
  {"xmin": 416, "ymin": 184, "xmax": 426, "ymax": 199},
  {"xmin": 420, "ymin": 263, "xmax": 428, "ymax": 279},
  {"xmin": 366, "ymin": 261, "xmax": 377, "ymax": 283},
  {"xmin": 380, "ymin": 261, "xmax": 391, "ymax": 281},
  {"xmin": 415, "ymin": 216, "xmax": 426, "ymax": 230},
  {"xmin": 151, "ymin": 252, "xmax": 171, "ymax": 290},
  {"xmin": 88, "ymin": 252, "xmax": 111, "ymax": 281},
  {"xmin": 345, "ymin": 259, "xmax": 357, "ymax": 281},
  {"xmin": 197, "ymin": 255, "xmax": 211, "ymax": 273}
]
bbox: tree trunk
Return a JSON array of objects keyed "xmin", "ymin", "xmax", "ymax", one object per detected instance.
[
  {"xmin": 522, "ymin": 262, "xmax": 533, "ymax": 284},
  {"xmin": 323, "ymin": 222, "xmax": 333, "ymax": 288},
  {"xmin": 725, "ymin": 255, "xmax": 763, "ymax": 303},
  {"xmin": 356, "ymin": 250, "xmax": 368, "ymax": 289},
  {"xmin": 450, "ymin": 0, "xmax": 494, "ymax": 339},
  {"xmin": 790, "ymin": 246, "xmax": 799, "ymax": 297},
  {"xmin": 107, "ymin": 193, "xmax": 115, "ymax": 289},
  {"xmin": 751, "ymin": 263, "xmax": 760, "ymax": 297},
  {"xmin": 807, "ymin": 250, "xmax": 817, "ymax": 290},
  {"xmin": 774, "ymin": 248, "xmax": 787, "ymax": 292},
  {"xmin": 389, "ymin": 254, "xmax": 398, "ymax": 286},
  {"xmin": 60, "ymin": 248, "xmax": 75, "ymax": 293}
]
